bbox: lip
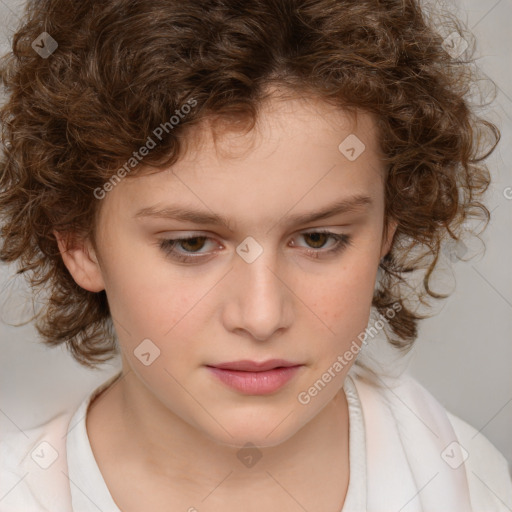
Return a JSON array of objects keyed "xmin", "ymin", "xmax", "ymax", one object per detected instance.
[
  {"xmin": 209, "ymin": 359, "xmax": 300, "ymax": 372},
  {"xmin": 206, "ymin": 360, "xmax": 303, "ymax": 395}
]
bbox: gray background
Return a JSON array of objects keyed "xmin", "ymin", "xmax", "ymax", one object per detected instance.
[{"xmin": 0, "ymin": 0, "xmax": 511, "ymax": 465}]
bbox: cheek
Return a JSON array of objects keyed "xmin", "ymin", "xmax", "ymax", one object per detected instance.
[
  {"xmin": 99, "ymin": 246, "xmax": 202, "ymax": 340},
  {"xmin": 109, "ymin": 277, "xmax": 201, "ymax": 338},
  {"xmin": 303, "ymin": 255, "xmax": 379, "ymax": 341}
]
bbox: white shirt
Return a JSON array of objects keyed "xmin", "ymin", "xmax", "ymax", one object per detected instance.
[{"xmin": 0, "ymin": 370, "xmax": 510, "ymax": 511}]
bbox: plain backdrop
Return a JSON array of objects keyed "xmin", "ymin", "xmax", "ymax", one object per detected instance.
[{"xmin": 0, "ymin": 0, "xmax": 511, "ymax": 466}]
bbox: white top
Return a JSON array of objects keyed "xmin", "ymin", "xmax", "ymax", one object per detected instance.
[{"xmin": 0, "ymin": 371, "xmax": 511, "ymax": 511}]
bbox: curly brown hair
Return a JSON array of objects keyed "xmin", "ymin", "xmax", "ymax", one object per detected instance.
[{"xmin": 0, "ymin": 0, "xmax": 499, "ymax": 368}]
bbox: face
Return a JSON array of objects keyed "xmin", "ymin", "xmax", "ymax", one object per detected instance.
[{"xmin": 65, "ymin": 94, "xmax": 395, "ymax": 448}]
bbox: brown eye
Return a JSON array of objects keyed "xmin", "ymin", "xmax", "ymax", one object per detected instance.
[
  {"xmin": 293, "ymin": 230, "xmax": 352, "ymax": 259},
  {"xmin": 159, "ymin": 230, "xmax": 351, "ymax": 265},
  {"xmin": 159, "ymin": 235, "xmax": 218, "ymax": 263},
  {"xmin": 303, "ymin": 232, "xmax": 329, "ymax": 249},
  {"xmin": 178, "ymin": 237, "xmax": 207, "ymax": 252}
]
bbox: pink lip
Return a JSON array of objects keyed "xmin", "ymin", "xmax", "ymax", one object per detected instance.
[
  {"xmin": 210, "ymin": 359, "xmax": 299, "ymax": 372},
  {"xmin": 206, "ymin": 360, "xmax": 303, "ymax": 394}
]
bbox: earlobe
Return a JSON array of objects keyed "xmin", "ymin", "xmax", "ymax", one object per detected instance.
[{"xmin": 53, "ymin": 231, "xmax": 105, "ymax": 292}]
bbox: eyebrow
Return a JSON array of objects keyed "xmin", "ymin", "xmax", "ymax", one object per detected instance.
[{"xmin": 134, "ymin": 194, "xmax": 372, "ymax": 231}]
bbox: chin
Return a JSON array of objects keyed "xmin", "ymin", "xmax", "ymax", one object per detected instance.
[{"xmin": 202, "ymin": 417, "xmax": 304, "ymax": 450}]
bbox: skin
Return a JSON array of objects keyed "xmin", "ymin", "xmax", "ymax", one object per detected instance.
[{"xmin": 56, "ymin": 92, "xmax": 396, "ymax": 512}]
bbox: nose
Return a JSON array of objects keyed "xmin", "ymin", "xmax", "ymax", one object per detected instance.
[{"xmin": 222, "ymin": 244, "xmax": 292, "ymax": 341}]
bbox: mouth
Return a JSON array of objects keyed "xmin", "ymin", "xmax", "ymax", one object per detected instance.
[
  {"xmin": 208, "ymin": 359, "xmax": 300, "ymax": 372},
  {"xmin": 205, "ymin": 359, "xmax": 303, "ymax": 395}
]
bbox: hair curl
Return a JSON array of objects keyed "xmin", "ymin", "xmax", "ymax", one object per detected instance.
[{"xmin": 0, "ymin": 0, "xmax": 499, "ymax": 368}]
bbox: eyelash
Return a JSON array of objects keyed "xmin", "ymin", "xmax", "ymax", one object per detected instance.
[{"xmin": 158, "ymin": 230, "xmax": 352, "ymax": 264}]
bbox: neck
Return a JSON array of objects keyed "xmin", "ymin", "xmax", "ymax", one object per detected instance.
[{"xmin": 87, "ymin": 366, "xmax": 351, "ymax": 510}]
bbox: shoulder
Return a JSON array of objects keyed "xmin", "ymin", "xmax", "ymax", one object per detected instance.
[
  {"xmin": 0, "ymin": 371, "xmax": 122, "ymax": 512},
  {"xmin": 447, "ymin": 410, "xmax": 512, "ymax": 511},
  {"xmin": 349, "ymin": 368, "xmax": 512, "ymax": 510},
  {"xmin": 0, "ymin": 411, "xmax": 74, "ymax": 512}
]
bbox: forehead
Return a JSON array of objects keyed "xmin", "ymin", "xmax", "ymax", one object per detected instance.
[
  {"xmin": 98, "ymin": 95, "xmax": 385, "ymax": 229},
  {"xmin": 179, "ymin": 94, "xmax": 379, "ymax": 165},
  {"xmin": 132, "ymin": 94, "xmax": 382, "ymax": 182}
]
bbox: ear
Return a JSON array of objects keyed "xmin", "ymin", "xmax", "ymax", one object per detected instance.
[
  {"xmin": 380, "ymin": 218, "xmax": 397, "ymax": 259},
  {"xmin": 53, "ymin": 230, "xmax": 105, "ymax": 292}
]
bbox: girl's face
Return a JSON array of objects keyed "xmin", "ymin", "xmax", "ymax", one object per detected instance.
[{"xmin": 83, "ymin": 95, "xmax": 394, "ymax": 447}]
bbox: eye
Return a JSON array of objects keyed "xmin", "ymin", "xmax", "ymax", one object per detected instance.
[
  {"xmin": 292, "ymin": 230, "xmax": 352, "ymax": 259},
  {"xmin": 158, "ymin": 230, "xmax": 352, "ymax": 264},
  {"xmin": 159, "ymin": 235, "xmax": 220, "ymax": 263}
]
